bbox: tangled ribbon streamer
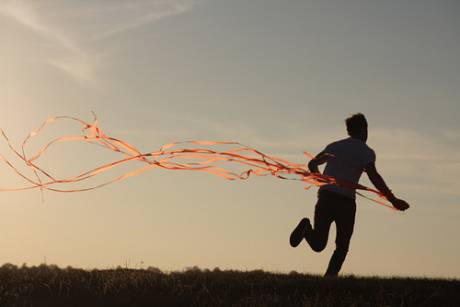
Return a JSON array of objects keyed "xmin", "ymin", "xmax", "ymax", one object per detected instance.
[{"xmin": 0, "ymin": 114, "xmax": 395, "ymax": 209}]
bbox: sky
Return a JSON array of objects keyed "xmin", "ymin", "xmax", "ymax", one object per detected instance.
[{"xmin": 0, "ymin": 0, "xmax": 459, "ymax": 278}]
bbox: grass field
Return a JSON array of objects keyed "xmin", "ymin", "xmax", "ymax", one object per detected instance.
[{"xmin": 0, "ymin": 263, "xmax": 458, "ymax": 306}]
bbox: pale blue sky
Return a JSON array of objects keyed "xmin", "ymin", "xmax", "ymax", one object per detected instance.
[{"xmin": 0, "ymin": 0, "xmax": 459, "ymax": 277}]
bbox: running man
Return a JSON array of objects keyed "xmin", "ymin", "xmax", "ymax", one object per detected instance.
[{"xmin": 290, "ymin": 113, "xmax": 409, "ymax": 276}]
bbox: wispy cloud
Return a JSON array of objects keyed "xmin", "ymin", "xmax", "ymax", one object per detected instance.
[
  {"xmin": 89, "ymin": 1, "xmax": 199, "ymax": 40},
  {"xmin": 0, "ymin": 0, "xmax": 200, "ymax": 84}
]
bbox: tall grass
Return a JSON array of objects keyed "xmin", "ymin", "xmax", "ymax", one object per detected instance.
[{"xmin": 0, "ymin": 263, "xmax": 458, "ymax": 306}]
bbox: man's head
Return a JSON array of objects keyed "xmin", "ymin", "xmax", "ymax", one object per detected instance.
[{"xmin": 345, "ymin": 113, "xmax": 368, "ymax": 142}]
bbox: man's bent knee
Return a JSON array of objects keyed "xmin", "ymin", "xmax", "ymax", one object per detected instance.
[{"xmin": 311, "ymin": 242, "xmax": 327, "ymax": 253}]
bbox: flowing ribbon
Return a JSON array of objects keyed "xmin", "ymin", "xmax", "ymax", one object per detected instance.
[{"xmin": 0, "ymin": 114, "xmax": 395, "ymax": 209}]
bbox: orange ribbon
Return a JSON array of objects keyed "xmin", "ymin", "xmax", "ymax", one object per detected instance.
[{"xmin": 0, "ymin": 114, "xmax": 395, "ymax": 209}]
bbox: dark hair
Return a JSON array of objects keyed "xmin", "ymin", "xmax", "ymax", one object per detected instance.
[{"xmin": 345, "ymin": 113, "xmax": 367, "ymax": 136}]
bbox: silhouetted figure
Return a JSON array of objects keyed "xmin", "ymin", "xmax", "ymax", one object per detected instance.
[{"xmin": 290, "ymin": 113, "xmax": 409, "ymax": 277}]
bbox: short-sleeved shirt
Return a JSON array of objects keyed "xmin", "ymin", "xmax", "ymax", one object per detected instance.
[{"xmin": 319, "ymin": 137, "xmax": 376, "ymax": 199}]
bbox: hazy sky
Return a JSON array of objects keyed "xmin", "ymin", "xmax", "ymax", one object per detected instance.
[{"xmin": 0, "ymin": 0, "xmax": 459, "ymax": 278}]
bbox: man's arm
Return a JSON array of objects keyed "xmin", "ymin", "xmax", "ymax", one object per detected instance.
[
  {"xmin": 366, "ymin": 162, "xmax": 410, "ymax": 211},
  {"xmin": 308, "ymin": 151, "xmax": 329, "ymax": 173}
]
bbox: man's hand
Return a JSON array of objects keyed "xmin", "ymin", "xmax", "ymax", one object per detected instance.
[
  {"xmin": 390, "ymin": 198, "xmax": 410, "ymax": 211},
  {"xmin": 308, "ymin": 151, "xmax": 329, "ymax": 174}
]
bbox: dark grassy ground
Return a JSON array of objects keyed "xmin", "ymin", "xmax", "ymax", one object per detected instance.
[{"xmin": 0, "ymin": 264, "xmax": 458, "ymax": 307}]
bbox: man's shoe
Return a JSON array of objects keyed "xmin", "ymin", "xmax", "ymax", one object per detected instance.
[{"xmin": 289, "ymin": 218, "xmax": 311, "ymax": 247}]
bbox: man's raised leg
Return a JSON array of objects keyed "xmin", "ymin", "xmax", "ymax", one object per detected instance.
[{"xmin": 305, "ymin": 194, "xmax": 334, "ymax": 252}]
